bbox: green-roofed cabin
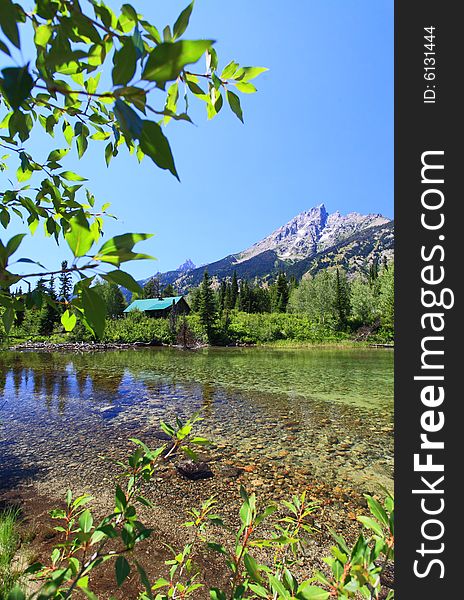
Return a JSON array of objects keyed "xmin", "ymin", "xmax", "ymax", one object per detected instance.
[{"xmin": 124, "ymin": 296, "xmax": 190, "ymax": 318}]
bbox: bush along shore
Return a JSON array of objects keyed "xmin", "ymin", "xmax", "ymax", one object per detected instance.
[{"xmin": 3, "ymin": 263, "xmax": 394, "ymax": 349}]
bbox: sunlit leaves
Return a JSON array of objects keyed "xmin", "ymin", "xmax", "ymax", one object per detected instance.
[
  {"xmin": 75, "ymin": 122, "xmax": 89, "ymax": 158},
  {"xmin": 234, "ymin": 81, "xmax": 257, "ymax": 94},
  {"xmin": 220, "ymin": 60, "xmax": 239, "ymax": 79},
  {"xmin": 0, "ymin": 0, "xmax": 266, "ymax": 340},
  {"xmin": 80, "ymin": 285, "xmax": 107, "ymax": 338},
  {"xmin": 60, "ymin": 170, "xmax": 87, "ymax": 181},
  {"xmin": 1, "ymin": 65, "xmax": 34, "ymax": 110},
  {"xmin": 101, "ymin": 269, "xmax": 142, "ymax": 294},
  {"xmin": 61, "ymin": 309, "xmax": 77, "ymax": 331},
  {"xmin": 142, "ymin": 39, "xmax": 214, "ymax": 85},
  {"xmin": 234, "ymin": 66, "xmax": 268, "ymax": 81},
  {"xmin": 34, "ymin": 24, "xmax": 52, "ymax": 48},
  {"xmin": 64, "ymin": 213, "xmax": 95, "ymax": 257},
  {"xmin": 94, "ymin": 233, "xmax": 154, "ymax": 266}
]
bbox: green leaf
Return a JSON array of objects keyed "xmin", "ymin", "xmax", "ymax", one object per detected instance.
[
  {"xmin": 78, "ymin": 510, "xmax": 93, "ymax": 533},
  {"xmin": 173, "ymin": 2, "xmax": 194, "ymax": 40},
  {"xmin": 59, "ymin": 171, "xmax": 87, "ymax": 181},
  {"xmin": 234, "ymin": 82, "xmax": 257, "ymax": 94},
  {"xmin": 135, "ymin": 561, "xmax": 154, "ymax": 600},
  {"xmin": 244, "ymin": 553, "xmax": 262, "ymax": 584},
  {"xmin": 0, "ymin": 39, "xmax": 10, "ymax": 56},
  {"xmin": 6, "ymin": 233, "xmax": 26, "ymax": 257},
  {"xmin": 48, "ymin": 148, "xmax": 69, "ymax": 162},
  {"xmin": 357, "ymin": 516, "xmax": 384, "ymax": 536},
  {"xmin": 81, "ymin": 287, "xmax": 107, "ymax": 338},
  {"xmin": 65, "ymin": 214, "xmax": 95, "ymax": 257},
  {"xmin": 296, "ymin": 582, "xmax": 330, "ymax": 600},
  {"xmin": 233, "ymin": 66, "xmax": 268, "ymax": 82},
  {"xmin": 209, "ymin": 589, "xmax": 226, "ymax": 600},
  {"xmin": 115, "ymin": 555, "xmax": 130, "ymax": 587},
  {"xmin": 221, "ymin": 61, "xmax": 239, "ymax": 79},
  {"xmin": 268, "ymin": 575, "xmax": 290, "ymax": 599},
  {"xmin": 112, "ymin": 38, "xmax": 137, "ymax": 85},
  {"xmin": 0, "ymin": 0, "xmax": 20, "ymax": 48},
  {"xmin": 139, "ymin": 120, "xmax": 178, "ymax": 178},
  {"xmin": 142, "ymin": 40, "xmax": 214, "ymax": 85},
  {"xmin": 61, "ymin": 309, "xmax": 77, "ymax": 332},
  {"xmin": 207, "ymin": 542, "xmax": 227, "ymax": 555},
  {"xmin": 114, "ymin": 98, "xmax": 143, "ymax": 141},
  {"xmin": 121, "ymin": 4, "xmax": 138, "ymax": 23},
  {"xmin": 2, "ymin": 307, "xmax": 14, "ymax": 333},
  {"xmin": 34, "ymin": 24, "xmax": 52, "ymax": 48},
  {"xmin": 140, "ymin": 20, "xmax": 161, "ymax": 44},
  {"xmin": 76, "ymin": 129, "xmax": 89, "ymax": 158},
  {"xmin": 95, "ymin": 233, "xmax": 153, "ymax": 266},
  {"xmin": 226, "ymin": 90, "xmax": 243, "ymax": 123},
  {"xmin": 366, "ymin": 496, "xmax": 389, "ymax": 528},
  {"xmin": 102, "ymin": 269, "xmax": 142, "ymax": 293},
  {"xmin": 1, "ymin": 66, "xmax": 34, "ymax": 110}
]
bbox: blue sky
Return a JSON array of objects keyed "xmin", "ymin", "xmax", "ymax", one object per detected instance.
[{"xmin": 5, "ymin": 0, "xmax": 393, "ymax": 279}]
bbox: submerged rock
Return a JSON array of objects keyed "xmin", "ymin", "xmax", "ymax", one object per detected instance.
[{"xmin": 176, "ymin": 460, "xmax": 213, "ymax": 480}]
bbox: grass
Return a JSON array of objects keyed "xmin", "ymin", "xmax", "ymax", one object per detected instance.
[{"xmin": 0, "ymin": 507, "xmax": 22, "ymax": 599}]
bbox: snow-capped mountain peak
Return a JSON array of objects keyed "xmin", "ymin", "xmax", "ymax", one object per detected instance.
[{"xmin": 237, "ymin": 204, "xmax": 390, "ymax": 262}]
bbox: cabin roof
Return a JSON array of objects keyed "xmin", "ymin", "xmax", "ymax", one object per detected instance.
[{"xmin": 124, "ymin": 296, "xmax": 184, "ymax": 313}]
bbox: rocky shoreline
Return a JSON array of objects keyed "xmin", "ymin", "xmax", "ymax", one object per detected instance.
[{"xmin": 0, "ymin": 440, "xmax": 377, "ymax": 599}]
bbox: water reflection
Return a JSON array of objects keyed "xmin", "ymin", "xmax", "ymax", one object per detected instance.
[{"xmin": 0, "ymin": 347, "xmax": 393, "ymax": 493}]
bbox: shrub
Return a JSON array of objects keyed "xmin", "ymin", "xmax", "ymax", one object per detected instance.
[{"xmin": 102, "ymin": 313, "xmax": 174, "ymax": 345}]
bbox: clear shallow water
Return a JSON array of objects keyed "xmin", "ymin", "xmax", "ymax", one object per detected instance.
[{"xmin": 0, "ymin": 347, "xmax": 393, "ymax": 493}]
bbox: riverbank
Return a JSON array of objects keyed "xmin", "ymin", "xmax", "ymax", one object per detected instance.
[
  {"xmin": 0, "ymin": 434, "xmax": 379, "ymax": 599},
  {"xmin": 6, "ymin": 338, "xmax": 393, "ymax": 353}
]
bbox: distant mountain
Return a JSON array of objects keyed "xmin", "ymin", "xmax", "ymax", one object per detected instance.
[
  {"xmin": 177, "ymin": 259, "xmax": 196, "ymax": 273},
  {"xmin": 138, "ymin": 204, "xmax": 394, "ymax": 293}
]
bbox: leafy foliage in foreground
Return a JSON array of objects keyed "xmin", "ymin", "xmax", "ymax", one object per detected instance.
[
  {"xmin": 0, "ymin": 0, "xmax": 266, "ymax": 338},
  {"xmin": 6, "ymin": 420, "xmax": 394, "ymax": 600}
]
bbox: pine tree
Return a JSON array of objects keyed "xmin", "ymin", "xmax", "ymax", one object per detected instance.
[
  {"xmin": 253, "ymin": 286, "xmax": 272, "ymax": 313},
  {"xmin": 379, "ymin": 263, "xmax": 394, "ymax": 336},
  {"xmin": 198, "ymin": 270, "xmax": 217, "ymax": 341},
  {"xmin": 334, "ymin": 268, "xmax": 350, "ymax": 330},
  {"xmin": 289, "ymin": 275, "xmax": 299, "ymax": 292},
  {"xmin": 231, "ymin": 271, "xmax": 239, "ymax": 309},
  {"xmin": 238, "ymin": 279, "xmax": 252, "ymax": 312},
  {"xmin": 58, "ymin": 261, "xmax": 72, "ymax": 305},
  {"xmin": 143, "ymin": 277, "xmax": 161, "ymax": 299},
  {"xmin": 39, "ymin": 276, "xmax": 60, "ymax": 335},
  {"xmin": 163, "ymin": 283, "xmax": 176, "ymax": 297},
  {"xmin": 36, "ymin": 277, "xmax": 47, "ymax": 293},
  {"xmin": 274, "ymin": 272, "xmax": 290, "ymax": 313},
  {"xmin": 224, "ymin": 281, "xmax": 233, "ymax": 311},
  {"xmin": 48, "ymin": 274, "xmax": 56, "ymax": 299},
  {"xmin": 189, "ymin": 287, "xmax": 201, "ymax": 312},
  {"xmin": 218, "ymin": 280, "xmax": 227, "ymax": 314},
  {"xmin": 368, "ymin": 259, "xmax": 379, "ymax": 283}
]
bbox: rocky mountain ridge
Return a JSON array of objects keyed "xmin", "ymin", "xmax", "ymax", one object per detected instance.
[{"xmin": 139, "ymin": 204, "xmax": 394, "ymax": 293}]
